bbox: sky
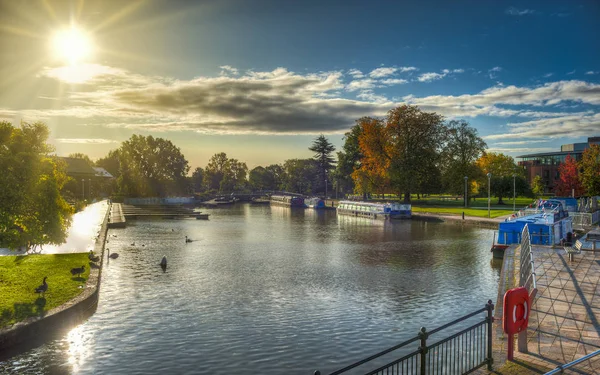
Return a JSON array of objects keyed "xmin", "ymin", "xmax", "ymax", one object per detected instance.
[{"xmin": 0, "ymin": 0, "xmax": 599, "ymax": 171}]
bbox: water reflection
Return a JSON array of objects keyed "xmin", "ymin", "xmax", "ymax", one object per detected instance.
[{"xmin": 0, "ymin": 204, "xmax": 500, "ymax": 374}]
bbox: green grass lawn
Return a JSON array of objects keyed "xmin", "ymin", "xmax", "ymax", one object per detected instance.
[
  {"xmin": 0, "ymin": 253, "xmax": 90, "ymax": 329},
  {"xmin": 411, "ymin": 206, "xmax": 515, "ymax": 218}
]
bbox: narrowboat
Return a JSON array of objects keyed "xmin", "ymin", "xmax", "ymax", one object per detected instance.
[
  {"xmin": 270, "ymin": 195, "xmax": 306, "ymax": 208},
  {"xmin": 305, "ymin": 197, "xmax": 326, "ymax": 209},
  {"xmin": 337, "ymin": 201, "xmax": 411, "ymax": 220},
  {"xmin": 493, "ymin": 199, "xmax": 573, "ymax": 258}
]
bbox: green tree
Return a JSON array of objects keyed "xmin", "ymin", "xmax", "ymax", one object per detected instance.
[
  {"xmin": 531, "ymin": 175, "xmax": 545, "ymax": 198},
  {"xmin": 0, "ymin": 121, "xmax": 72, "ymax": 252},
  {"xmin": 441, "ymin": 120, "xmax": 487, "ymax": 203},
  {"xmin": 334, "ymin": 124, "xmax": 363, "ymax": 196},
  {"xmin": 309, "ymin": 135, "xmax": 336, "ymax": 195},
  {"xmin": 265, "ymin": 164, "xmax": 285, "ymax": 191},
  {"xmin": 117, "ymin": 135, "xmax": 189, "ymax": 197},
  {"xmin": 204, "ymin": 152, "xmax": 229, "ymax": 191},
  {"xmin": 282, "ymin": 159, "xmax": 319, "ymax": 195},
  {"xmin": 220, "ymin": 159, "xmax": 248, "ymax": 192},
  {"xmin": 580, "ymin": 145, "xmax": 600, "ymax": 196},
  {"xmin": 96, "ymin": 149, "xmax": 121, "ymax": 178},
  {"xmin": 191, "ymin": 167, "xmax": 205, "ymax": 193},
  {"xmin": 354, "ymin": 105, "xmax": 446, "ymax": 203},
  {"xmin": 249, "ymin": 166, "xmax": 275, "ymax": 191},
  {"xmin": 476, "ymin": 152, "xmax": 522, "ymax": 204},
  {"xmin": 68, "ymin": 152, "xmax": 94, "ymax": 167}
]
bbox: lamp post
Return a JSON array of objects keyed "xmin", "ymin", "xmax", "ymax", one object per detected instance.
[
  {"xmin": 487, "ymin": 173, "xmax": 491, "ymax": 218},
  {"xmin": 325, "ymin": 179, "xmax": 328, "ymax": 198},
  {"xmin": 81, "ymin": 179, "xmax": 85, "ymax": 200},
  {"xmin": 464, "ymin": 176, "xmax": 468, "ymax": 208},
  {"xmin": 513, "ymin": 174, "xmax": 516, "ymax": 213}
]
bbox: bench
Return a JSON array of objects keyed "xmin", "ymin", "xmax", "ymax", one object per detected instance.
[{"xmin": 564, "ymin": 241, "xmax": 582, "ymax": 261}]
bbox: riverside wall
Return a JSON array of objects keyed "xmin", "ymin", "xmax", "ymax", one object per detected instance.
[{"xmin": 0, "ymin": 202, "xmax": 111, "ymax": 359}]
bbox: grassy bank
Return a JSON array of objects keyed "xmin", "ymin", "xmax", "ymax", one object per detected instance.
[
  {"xmin": 0, "ymin": 253, "xmax": 90, "ymax": 329},
  {"xmin": 411, "ymin": 206, "xmax": 514, "ymax": 218}
]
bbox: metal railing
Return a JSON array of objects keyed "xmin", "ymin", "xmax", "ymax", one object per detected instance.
[
  {"xmin": 314, "ymin": 301, "xmax": 494, "ymax": 375},
  {"xmin": 544, "ymin": 349, "xmax": 600, "ymax": 374},
  {"xmin": 519, "ymin": 224, "xmax": 537, "ymax": 293}
]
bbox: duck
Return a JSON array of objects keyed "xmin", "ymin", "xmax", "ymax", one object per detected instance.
[
  {"xmin": 160, "ymin": 255, "xmax": 167, "ymax": 270},
  {"xmin": 70, "ymin": 265, "xmax": 85, "ymax": 277},
  {"xmin": 185, "ymin": 236, "xmax": 192, "ymax": 243},
  {"xmin": 88, "ymin": 250, "xmax": 100, "ymax": 262},
  {"xmin": 130, "ymin": 242, "xmax": 135, "ymax": 246},
  {"xmin": 107, "ymin": 249, "xmax": 119, "ymax": 259},
  {"xmin": 34, "ymin": 277, "xmax": 48, "ymax": 295}
]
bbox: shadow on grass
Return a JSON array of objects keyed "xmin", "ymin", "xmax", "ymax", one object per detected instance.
[
  {"xmin": 89, "ymin": 262, "xmax": 100, "ymax": 269},
  {"xmin": 0, "ymin": 299, "xmax": 47, "ymax": 327},
  {"xmin": 71, "ymin": 276, "xmax": 86, "ymax": 282},
  {"xmin": 13, "ymin": 255, "xmax": 29, "ymax": 264}
]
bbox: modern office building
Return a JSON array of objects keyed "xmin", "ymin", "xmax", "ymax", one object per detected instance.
[{"xmin": 517, "ymin": 136, "xmax": 600, "ymax": 194}]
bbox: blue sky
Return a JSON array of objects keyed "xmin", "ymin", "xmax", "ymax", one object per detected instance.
[{"xmin": 0, "ymin": 0, "xmax": 599, "ymax": 169}]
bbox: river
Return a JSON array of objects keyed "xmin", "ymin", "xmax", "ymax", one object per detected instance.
[{"xmin": 0, "ymin": 203, "xmax": 500, "ymax": 374}]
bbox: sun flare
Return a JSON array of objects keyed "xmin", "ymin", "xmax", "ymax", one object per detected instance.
[{"xmin": 52, "ymin": 27, "xmax": 93, "ymax": 65}]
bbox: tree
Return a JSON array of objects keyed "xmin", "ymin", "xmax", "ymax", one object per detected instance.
[
  {"xmin": 68, "ymin": 152, "xmax": 94, "ymax": 167},
  {"xmin": 531, "ymin": 175, "xmax": 545, "ymax": 198},
  {"xmin": 220, "ymin": 159, "xmax": 248, "ymax": 192},
  {"xmin": 249, "ymin": 166, "xmax": 278, "ymax": 191},
  {"xmin": 117, "ymin": 135, "xmax": 189, "ymax": 197},
  {"xmin": 476, "ymin": 152, "xmax": 522, "ymax": 204},
  {"xmin": 440, "ymin": 120, "xmax": 487, "ymax": 202},
  {"xmin": 580, "ymin": 145, "xmax": 600, "ymax": 196},
  {"xmin": 191, "ymin": 167, "xmax": 205, "ymax": 193},
  {"xmin": 265, "ymin": 164, "xmax": 285, "ymax": 191},
  {"xmin": 353, "ymin": 105, "xmax": 446, "ymax": 203},
  {"xmin": 282, "ymin": 159, "xmax": 319, "ymax": 195},
  {"xmin": 554, "ymin": 155, "xmax": 584, "ymax": 197},
  {"xmin": 204, "ymin": 152, "xmax": 229, "ymax": 191},
  {"xmin": 334, "ymin": 124, "xmax": 363, "ymax": 196},
  {"xmin": 309, "ymin": 135, "xmax": 336, "ymax": 195},
  {"xmin": 96, "ymin": 149, "xmax": 121, "ymax": 178},
  {"xmin": 0, "ymin": 121, "xmax": 72, "ymax": 252}
]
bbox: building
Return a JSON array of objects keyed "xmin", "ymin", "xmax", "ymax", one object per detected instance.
[{"xmin": 517, "ymin": 136, "xmax": 600, "ymax": 194}]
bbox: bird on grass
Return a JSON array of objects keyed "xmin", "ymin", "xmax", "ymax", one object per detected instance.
[
  {"xmin": 185, "ymin": 236, "xmax": 192, "ymax": 243},
  {"xmin": 88, "ymin": 250, "xmax": 100, "ymax": 262},
  {"xmin": 71, "ymin": 265, "xmax": 85, "ymax": 277},
  {"xmin": 34, "ymin": 277, "xmax": 48, "ymax": 295},
  {"xmin": 108, "ymin": 249, "xmax": 119, "ymax": 259}
]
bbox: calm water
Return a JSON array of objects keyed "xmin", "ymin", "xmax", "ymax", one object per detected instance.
[{"xmin": 1, "ymin": 204, "xmax": 500, "ymax": 374}]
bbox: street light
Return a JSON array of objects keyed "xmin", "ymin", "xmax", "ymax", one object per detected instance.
[
  {"xmin": 487, "ymin": 173, "xmax": 491, "ymax": 218},
  {"xmin": 464, "ymin": 176, "xmax": 468, "ymax": 208},
  {"xmin": 81, "ymin": 179, "xmax": 85, "ymax": 200},
  {"xmin": 513, "ymin": 174, "xmax": 516, "ymax": 213}
]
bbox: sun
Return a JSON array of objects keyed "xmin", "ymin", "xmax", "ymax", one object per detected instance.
[{"xmin": 52, "ymin": 26, "xmax": 93, "ymax": 65}]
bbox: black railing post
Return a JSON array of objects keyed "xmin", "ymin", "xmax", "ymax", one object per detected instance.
[
  {"xmin": 486, "ymin": 299, "xmax": 494, "ymax": 370},
  {"xmin": 313, "ymin": 371, "xmax": 321, "ymax": 375},
  {"xmin": 418, "ymin": 327, "xmax": 428, "ymax": 375}
]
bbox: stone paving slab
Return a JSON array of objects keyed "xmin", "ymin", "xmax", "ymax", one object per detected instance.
[{"xmin": 476, "ymin": 245, "xmax": 600, "ymax": 375}]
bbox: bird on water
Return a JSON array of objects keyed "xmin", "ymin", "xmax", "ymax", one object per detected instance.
[
  {"xmin": 71, "ymin": 265, "xmax": 85, "ymax": 277},
  {"xmin": 107, "ymin": 249, "xmax": 119, "ymax": 259},
  {"xmin": 34, "ymin": 277, "xmax": 48, "ymax": 295},
  {"xmin": 185, "ymin": 236, "xmax": 192, "ymax": 243},
  {"xmin": 160, "ymin": 255, "xmax": 167, "ymax": 271}
]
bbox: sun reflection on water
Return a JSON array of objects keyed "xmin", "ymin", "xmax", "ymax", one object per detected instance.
[{"xmin": 66, "ymin": 325, "xmax": 90, "ymax": 373}]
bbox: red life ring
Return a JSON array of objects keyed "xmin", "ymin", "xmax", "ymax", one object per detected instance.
[{"xmin": 503, "ymin": 287, "xmax": 530, "ymax": 334}]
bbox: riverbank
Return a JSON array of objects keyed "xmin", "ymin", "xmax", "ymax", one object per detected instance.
[{"xmin": 0, "ymin": 201, "xmax": 111, "ymax": 359}]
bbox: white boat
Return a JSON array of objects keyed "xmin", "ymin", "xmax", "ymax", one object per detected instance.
[{"xmin": 337, "ymin": 201, "xmax": 411, "ymax": 220}]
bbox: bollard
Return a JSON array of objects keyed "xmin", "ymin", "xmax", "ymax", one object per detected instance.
[
  {"xmin": 462, "ymin": 212, "xmax": 465, "ymax": 220},
  {"xmin": 418, "ymin": 327, "xmax": 428, "ymax": 375}
]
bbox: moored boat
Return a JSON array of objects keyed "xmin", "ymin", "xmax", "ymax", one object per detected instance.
[
  {"xmin": 337, "ymin": 201, "xmax": 411, "ymax": 220},
  {"xmin": 270, "ymin": 195, "xmax": 305, "ymax": 207},
  {"xmin": 304, "ymin": 197, "xmax": 325, "ymax": 209}
]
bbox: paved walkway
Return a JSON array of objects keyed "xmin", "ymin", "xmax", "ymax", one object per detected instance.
[{"xmin": 480, "ymin": 245, "xmax": 600, "ymax": 374}]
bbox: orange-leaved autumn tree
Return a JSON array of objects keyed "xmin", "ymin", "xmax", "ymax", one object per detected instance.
[
  {"xmin": 555, "ymin": 154, "xmax": 584, "ymax": 197},
  {"xmin": 351, "ymin": 117, "xmax": 391, "ymax": 197},
  {"xmin": 352, "ymin": 105, "xmax": 446, "ymax": 203}
]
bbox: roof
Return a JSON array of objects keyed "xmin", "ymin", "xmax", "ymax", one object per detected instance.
[
  {"xmin": 58, "ymin": 157, "xmax": 97, "ymax": 176},
  {"xmin": 93, "ymin": 167, "xmax": 114, "ymax": 178},
  {"xmin": 516, "ymin": 150, "xmax": 583, "ymax": 159}
]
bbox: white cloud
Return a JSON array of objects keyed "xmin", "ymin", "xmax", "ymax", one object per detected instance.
[
  {"xmin": 489, "ymin": 66, "xmax": 503, "ymax": 79},
  {"xmin": 346, "ymin": 79, "xmax": 376, "ymax": 91},
  {"xmin": 219, "ymin": 65, "xmax": 239, "ymax": 76},
  {"xmin": 380, "ymin": 78, "xmax": 408, "ymax": 86},
  {"xmin": 543, "ymin": 73, "xmax": 554, "ymax": 78},
  {"xmin": 369, "ymin": 67, "xmax": 397, "ymax": 78},
  {"xmin": 398, "ymin": 66, "xmax": 418, "ymax": 73},
  {"xmin": 585, "ymin": 71, "xmax": 599, "ymax": 75},
  {"xmin": 505, "ymin": 7, "xmax": 535, "ymax": 16},
  {"xmin": 418, "ymin": 72, "xmax": 445, "ymax": 82},
  {"xmin": 357, "ymin": 90, "xmax": 389, "ymax": 103},
  {"xmin": 347, "ymin": 69, "xmax": 364, "ymax": 78}
]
